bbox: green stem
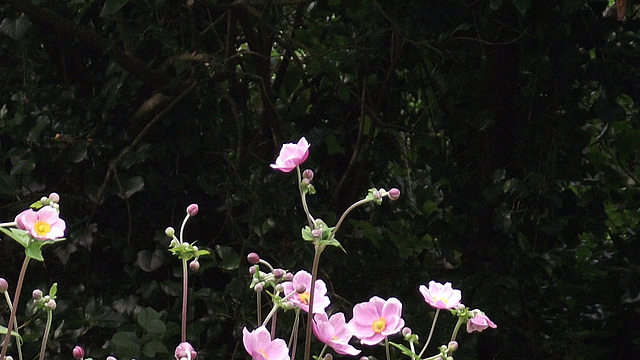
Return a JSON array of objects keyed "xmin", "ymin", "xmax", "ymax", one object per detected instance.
[
  {"xmin": 317, "ymin": 344, "xmax": 328, "ymax": 360},
  {"xmin": 256, "ymin": 291, "xmax": 262, "ymax": 325},
  {"xmin": 38, "ymin": 309, "xmax": 53, "ymax": 360},
  {"xmin": 0, "ymin": 222, "xmax": 17, "ymax": 228},
  {"xmin": 0, "ymin": 256, "xmax": 30, "ymax": 360},
  {"xmin": 181, "ymin": 258, "xmax": 188, "ymax": 343},
  {"xmin": 384, "ymin": 337, "xmax": 391, "ymax": 360},
  {"xmin": 2, "ymin": 293, "xmax": 22, "ymax": 360},
  {"xmin": 330, "ymin": 198, "xmax": 372, "ymax": 239},
  {"xmin": 303, "ymin": 244, "xmax": 324, "ymax": 360},
  {"xmin": 450, "ymin": 316, "xmax": 464, "ymax": 342},
  {"xmin": 418, "ymin": 308, "xmax": 440, "ymax": 358},
  {"xmin": 288, "ymin": 310, "xmax": 301, "ymax": 360},
  {"xmin": 297, "ymin": 166, "xmax": 315, "ymax": 227}
]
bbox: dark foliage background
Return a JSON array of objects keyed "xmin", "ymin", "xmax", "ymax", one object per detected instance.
[{"xmin": 1, "ymin": 0, "xmax": 639, "ymax": 359}]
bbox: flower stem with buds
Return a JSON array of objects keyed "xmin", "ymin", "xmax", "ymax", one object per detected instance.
[{"xmin": 0, "ymin": 256, "xmax": 30, "ymax": 360}]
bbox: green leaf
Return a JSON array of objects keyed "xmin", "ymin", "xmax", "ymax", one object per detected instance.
[
  {"xmin": 513, "ymin": 0, "xmax": 530, "ymax": 14},
  {"xmin": 49, "ymin": 283, "xmax": 58, "ymax": 298},
  {"xmin": 143, "ymin": 340, "xmax": 168, "ymax": 357},
  {"xmin": 214, "ymin": 245, "xmax": 240, "ymax": 270},
  {"xmin": 0, "ymin": 227, "xmax": 30, "ymax": 248},
  {"xmin": 25, "ymin": 241, "xmax": 44, "ymax": 261},
  {"xmin": 119, "ymin": 176, "xmax": 145, "ymax": 198},
  {"xmin": 10, "ymin": 158, "xmax": 35, "ymax": 176},
  {"xmin": 388, "ymin": 342, "xmax": 419, "ymax": 360},
  {"xmin": 136, "ymin": 307, "xmax": 166, "ymax": 333},
  {"xmin": 100, "ymin": 0, "xmax": 130, "ymax": 17},
  {"xmin": 135, "ymin": 249, "xmax": 165, "ymax": 272},
  {"xmin": 0, "ymin": 325, "xmax": 23, "ymax": 342}
]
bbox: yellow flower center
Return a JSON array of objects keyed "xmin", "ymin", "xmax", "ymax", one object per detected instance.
[
  {"xmin": 34, "ymin": 220, "xmax": 51, "ymax": 237},
  {"xmin": 258, "ymin": 349, "xmax": 269, "ymax": 360},
  {"xmin": 372, "ymin": 317, "xmax": 386, "ymax": 333},
  {"xmin": 433, "ymin": 296, "xmax": 448, "ymax": 305},
  {"xmin": 298, "ymin": 291, "xmax": 310, "ymax": 304}
]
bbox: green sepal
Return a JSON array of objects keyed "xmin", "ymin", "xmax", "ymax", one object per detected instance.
[
  {"xmin": 30, "ymin": 200, "xmax": 45, "ymax": 210},
  {"xmin": 366, "ymin": 187, "xmax": 382, "ymax": 205},
  {"xmin": 168, "ymin": 241, "xmax": 210, "ymax": 261}
]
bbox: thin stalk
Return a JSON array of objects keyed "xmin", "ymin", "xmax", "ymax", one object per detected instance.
[
  {"xmin": 297, "ymin": 166, "xmax": 315, "ymax": 227},
  {"xmin": 270, "ymin": 311, "xmax": 278, "ymax": 340},
  {"xmin": 0, "ymin": 256, "xmax": 30, "ymax": 360},
  {"xmin": 317, "ymin": 344, "xmax": 328, "ymax": 360},
  {"xmin": 418, "ymin": 308, "xmax": 440, "ymax": 358},
  {"xmin": 38, "ymin": 309, "xmax": 53, "ymax": 360},
  {"xmin": 450, "ymin": 317, "xmax": 464, "ymax": 342},
  {"xmin": 384, "ymin": 337, "xmax": 391, "ymax": 360},
  {"xmin": 288, "ymin": 310, "xmax": 301, "ymax": 360},
  {"xmin": 0, "ymin": 222, "xmax": 17, "ymax": 228},
  {"xmin": 330, "ymin": 198, "xmax": 371, "ymax": 239},
  {"xmin": 256, "ymin": 291, "xmax": 262, "ymax": 325},
  {"xmin": 181, "ymin": 258, "xmax": 188, "ymax": 343},
  {"xmin": 303, "ymin": 245, "xmax": 324, "ymax": 360},
  {"xmin": 2, "ymin": 293, "xmax": 22, "ymax": 360}
]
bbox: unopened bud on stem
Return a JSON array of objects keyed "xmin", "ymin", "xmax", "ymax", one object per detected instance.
[{"xmin": 247, "ymin": 252, "xmax": 260, "ymax": 265}]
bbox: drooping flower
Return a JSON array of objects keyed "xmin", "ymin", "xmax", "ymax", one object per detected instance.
[
  {"xmin": 347, "ymin": 296, "xmax": 405, "ymax": 346},
  {"xmin": 313, "ymin": 312, "xmax": 361, "ymax": 356},
  {"xmin": 419, "ymin": 281, "xmax": 462, "ymax": 310},
  {"xmin": 15, "ymin": 206, "xmax": 66, "ymax": 240},
  {"xmin": 270, "ymin": 137, "xmax": 310, "ymax": 173},
  {"xmin": 466, "ymin": 310, "xmax": 497, "ymax": 333},
  {"xmin": 243, "ymin": 326, "xmax": 290, "ymax": 360},
  {"xmin": 281, "ymin": 270, "xmax": 330, "ymax": 314},
  {"xmin": 175, "ymin": 342, "xmax": 197, "ymax": 360}
]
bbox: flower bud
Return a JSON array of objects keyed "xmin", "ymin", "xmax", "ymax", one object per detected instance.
[
  {"xmin": 186, "ymin": 204, "xmax": 199, "ymax": 217},
  {"xmin": 6, "ymin": 356, "xmax": 13, "ymax": 360},
  {"xmin": 311, "ymin": 229, "xmax": 323, "ymax": 238},
  {"xmin": 189, "ymin": 260, "xmax": 200, "ymax": 271},
  {"xmin": 32, "ymin": 289, "xmax": 43, "ymax": 300},
  {"xmin": 302, "ymin": 169, "xmax": 314, "ymax": 181},
  {"xmin": 323, "ymin": 354, "xmax": 333, "ymax": 360},
  {"xmin": 273, "ymin": 268, "xmax": 285, "ymax": 279},
  {"xmin": 247, "ymin": 252, "xmax": 260, "ymax": 265},
  {"xmin": 106, "ymin": 357, "xmax": 117, "ymax": 360},
  {"xmin": 46, "ymin": 299, "xmax": 57, "ymax": 310},
  {"xmin": 165, "ymin": 227, "xmax": 176, "ymax": 237},
  {"xmin": 275, "ymin": 284, "xmax": 284, "ymax": 293},
  {"xmin": 73, "ymin": 346, "xmax": 85, "ymax": 360},
  {"xmin": 0, "ymin": 278, "xmax": 8, "ymax": 293},
  {"xmin": 284, "ymin": 272, "xmax": 294, "ymax": 281},
  {"xmin": 254, "ymin": 283, "xmax": 264, "ymax": 293},
  {"xmin": 48, "ymin": 192, "xmax": 60, "ymax": 203},
  {"xmin": 40, "ymin": 196, "xmax": 48, "ymax": 203},
  {"xmin": 401, "ymin": 327, "xmax": 412, "ymax": 337},
  {"xmin": 388, "ymin": 188, "xmax": 400, "ymax": 201},
  {"xmin": 295, "ymin": 283, "xmax": 307, "ymax": 294},
  {"xmin": 447, "ymin": 341, "xmax": 458, "ymax": 352},
  {"xmin": 249, "ymin": 266, "xmax": 257, "ymax": 275}
]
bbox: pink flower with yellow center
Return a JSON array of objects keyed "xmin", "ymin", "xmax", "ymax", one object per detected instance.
[
  {"xmin": 313, "ymin": 312, "xmax": 361, "ymax": 356},
  {"xmin": 15, "ymin": 206, "xmax": 66, "ymax": 240},
  {"xmin": 270, "ymin": 137, "xmax": 310, "ymax": 173},
  {"xmin": 347, "ymin": 296, "xmax": 405, "ymax": 346},
  {"xmin": 281, "ymin": 270, "xmax": 330, "ymax": 314},
  {"xmin": 419, "ymin": 281, "xmax": 462, "ymax": 310},
  {"xmin": 243, "ymin": 326, "xmax": 290, "ymax": 360}
]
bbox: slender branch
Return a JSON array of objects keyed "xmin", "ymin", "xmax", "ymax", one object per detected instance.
[
  {"xmin": 303, "ymin": 245, "xmax": 324, "ymax": 360},
  {"xmin": 0, "ymin": 256, "xmax": 30, "ymax": 360},
  {"xmin": 2, "ymin": 293, "xmax": 22, "ymax": 360},
  {"xmin": 181, "ymin": 258, "xmax": 189, "ymax": 343},
  {"xmin": 38, "ymin": 309, "xmax": 53, "ymax": 360}
]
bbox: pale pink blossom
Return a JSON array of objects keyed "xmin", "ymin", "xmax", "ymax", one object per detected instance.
[
  {"xmin": 281, "ymin": 270, "xmax": 330, "ymax": 314},
  {"xmin": 347, "ymin": 296, "xmax": 405, "ymax": 346},
  {"xmin": 243, "ymin": 326, "xmax": 290, "ymax": 360},
  {"xmin": 313, "ymin": 312, "xmax": 361, "ymax": 356},
  {"xmin": 15, "ymin": 206, "xmax": 66, "ymax": 240},
  {"xmin": 419, "ymin": 281, "xmax": 462, "ymax": 310},
  {"xmin": 270, "ymin": 137, "xmax": 310, "ymax": 173},
  {"xmin": 466, "ymin": 310, "xmax": 497, "ymax": 333},
  {"xmin": 175, "ymin": 342, "xmax": 197, "ymax": 360}
]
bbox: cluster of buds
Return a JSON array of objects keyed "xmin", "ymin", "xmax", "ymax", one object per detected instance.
[
  {"xmin": 36, "ymin": 192, "xmax": 61, "ymax": 210},
  {"xmin": 368, "ymin": 187, "xmax": 401, "ymax": 205},
  {"xmin": 32, "ymin": 286, "xmax": 57, "ymax": 311},
  {"xmin": 247, "ymin": 252, "xmax": 294, "ymax": 298},
  {"xmin": 166, "ymin": 204, "xmax": 209, "ymax": 271}
]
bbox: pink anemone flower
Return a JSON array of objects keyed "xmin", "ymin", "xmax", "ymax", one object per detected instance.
[
  {"xmin": 419, "ymin": 281, "xmax": 462, "ymax": 310},
  {"xmin": 270, "ymin": 137, "xmax": 310, "ymax": 173},
  {"xmin": 15, "ymin": 206, "xmax": 66, "ymax": 240},
  {"xmin": 243, "ymin": 326, "xmax": 290, "ymax": 360},
  {"xmin": 313, "ymin": 312, "xmax": 361, "ymax": 356},
  {"xmin": 281, "ymin": 270, "xmax": 330, "ymax": 314},
  {"xmin": 466, "ymin": 310, "xmax": 497, "ymax": 333},
  {"xmin": 347, "ymin": 296, "xmax": 405, "ymax": 346}
]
